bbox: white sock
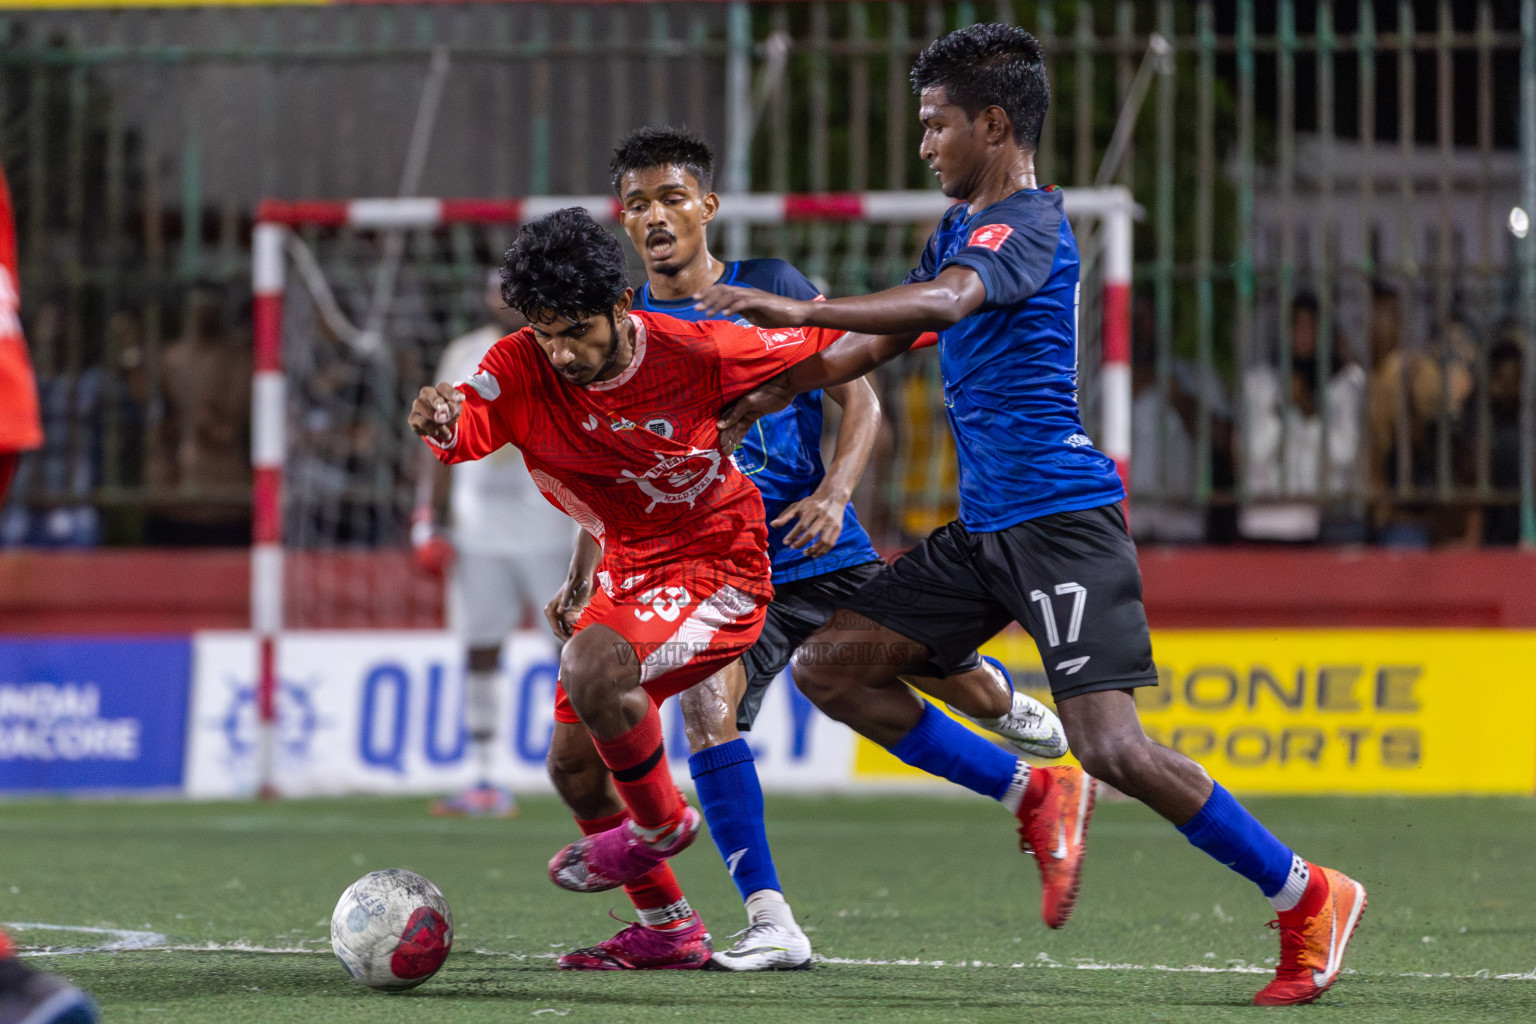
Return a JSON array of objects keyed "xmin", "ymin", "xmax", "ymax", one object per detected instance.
[
  {"xmin": 745, "ymin": 889, "xmax": 797, "ymax": 929},
  {"xmin": 470, "ymin": 737, "xmax": 495, "ymax": 782},
  {"xmin": 465, "ymin": 667, "xmax": 500, "ymax": 781},
  {"xmin": 1267, "ymin": 855, "xmax": 1311, "ymax": 912},
  {"xmin": 999, "ymin": 760, "xmax": 1032, "ymax": 814},
  {"xmin": 636, "ymin": 898, "xmax": 695, "ymax": 932}
]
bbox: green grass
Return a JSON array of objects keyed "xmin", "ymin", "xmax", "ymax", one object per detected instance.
[{"xmin": 2, "ymin": 794, "xmax": 1534, "ymax": 1023}]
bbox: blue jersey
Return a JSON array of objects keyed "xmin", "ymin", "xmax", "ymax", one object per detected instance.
[
  {"xmin": 633, "ymin": 258, "xmax": 881, "ymax": 583},
  {"xmin": 906, "ymin": 187, "xmax": 1124, "ymax": 531}
]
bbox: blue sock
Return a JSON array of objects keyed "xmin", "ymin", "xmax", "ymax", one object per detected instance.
[
  {"xmin": 888, "ymin": 702, "xmax": 1020, "ymax": 801},
  {"xmin": 1177, "ymin": 782, "xmax": 1295, "ymax": 897},
  {"xmin": 689, "ymin": 739, "xmax": 781, "ymax": 901}
]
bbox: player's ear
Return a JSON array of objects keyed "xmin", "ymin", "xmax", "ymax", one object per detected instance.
[
  {"xmin": 613, "ymin": 287, "xmax": 634, "ymax": 319},
  {"xmin": 982, "ymin": 105, "xmax": 1013, "ymax": 146},
  {"xmin": 700, "ymin": 191, "xmax": 720, "ymax": 225}
]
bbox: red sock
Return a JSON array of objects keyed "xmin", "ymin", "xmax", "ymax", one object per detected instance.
[
  {"xmin": 578, "ymin": 811, "xmax": 694, "ymax": 933},
  {"xmin": 0, "ymin": 928, "xmax": 12, "ymax": 959},
  {"xmin": 590, "ymin": 697, "xmax": 684, "ymax": 832},
  {"xmin": 1283, "ymin": 863, "xmax": 1328, "ymax": 921}
]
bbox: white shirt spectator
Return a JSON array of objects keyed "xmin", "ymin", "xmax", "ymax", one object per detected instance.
[{"xmin": 1239, "ymin": 363, "xmax": 1366, "ymax": 541}]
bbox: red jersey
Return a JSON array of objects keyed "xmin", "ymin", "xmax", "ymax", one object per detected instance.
[
  {"xmin": 0, "ymin": 160, "xmax": 42, "ymax": 453},
  {"xmin": 426, "ymin": 311, "xmax": 843, "ymax": 601}
]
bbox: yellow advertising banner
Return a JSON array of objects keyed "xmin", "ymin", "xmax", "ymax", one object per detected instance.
[{"xmin": 853, "ymin": 630, "xmax": 1536, "ymax": 795}]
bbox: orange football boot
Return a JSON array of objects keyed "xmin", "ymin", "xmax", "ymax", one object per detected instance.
[
  {"xmin": 1253, "ymin": 864, "xmax": 1367, "ymax": 1006},
  {"xmin": 1014, "ymin": 765, "xmax": 1094, "ymax": 929}
]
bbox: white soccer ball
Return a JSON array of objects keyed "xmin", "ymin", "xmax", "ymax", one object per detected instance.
[{"xmin": 330, "ymin": 869, "xmax": 454, "ymax": 991}]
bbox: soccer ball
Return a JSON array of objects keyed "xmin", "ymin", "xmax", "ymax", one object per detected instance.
[{"xmin": 330, "ymin": 869, "xmax": 454, "ymax": 991}]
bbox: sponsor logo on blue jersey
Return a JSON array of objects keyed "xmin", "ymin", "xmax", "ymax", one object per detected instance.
[{"xmin": 633, "ymin": 258, "xmax": 881, "ymax": 582}]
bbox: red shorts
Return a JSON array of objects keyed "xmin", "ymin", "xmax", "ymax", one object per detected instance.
[{"xmin": 552, "ymin": 561, "xmax": 769, "ymax": 725}]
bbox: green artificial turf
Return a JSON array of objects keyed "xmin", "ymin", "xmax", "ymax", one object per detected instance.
[{"xmin": 2, "ymin": 793, "xmax": 1533, "ymax": 1023}]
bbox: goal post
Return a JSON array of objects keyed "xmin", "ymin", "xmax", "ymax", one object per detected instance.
[{"xmin": 247, "ymin": 187, "xmax": 1134, "ymax": 797}]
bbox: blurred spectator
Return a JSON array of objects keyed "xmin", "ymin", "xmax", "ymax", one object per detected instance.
[
  {"xmin": 3, "ymin": 301, "xmax": 103, "ymax": 547},
  {"xmin": 143, "ymin": 284, "xmax": 252, "ymax": 545},
  {"xmin": 1130, "ymin": 293, "xmax": 1234, "ymax": 544},
  {"xmin": 1367, "ymin": 287, "xmax": 1478, "ymax": 547},
  {"xmin": 1239, "ymin": 291, "xmax": 1366, "ymax": 543},
  {"xmin": 1483, "ymin": 332, "xmax": 1524, "ymax": 545}
]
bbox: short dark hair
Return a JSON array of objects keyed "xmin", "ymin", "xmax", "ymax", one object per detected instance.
[
  {"xmin": 1292, "ymin": 291, "xmax": 1320, "ymax": 317},
  {"xmin": 500, "ymin": 208, "xmax": 628, "ymax": 322},
  {"xmin": 609, "ymin": 126, "xmax": 715, "ymax": 195},
  {"xmin": 910, "ymin": 23, "xmax": 1050, "ymax": 149}
]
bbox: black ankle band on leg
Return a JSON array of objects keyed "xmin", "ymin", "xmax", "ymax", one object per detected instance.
[{"xmin": 612, "ymin": 743, "xmax": 665, "ymax": 783}]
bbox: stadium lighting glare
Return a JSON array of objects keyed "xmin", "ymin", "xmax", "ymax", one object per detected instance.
[{"xmin": 1510, "ymin": 206, "xmax": 1530, "ymax": 240}]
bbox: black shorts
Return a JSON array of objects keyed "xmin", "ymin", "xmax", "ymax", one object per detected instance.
[
  {"xmin": 736, "ymin": 560, "xmax": 981, "ymax": 730},
  {"xmin": 841, "ymin": 503, "xmax": 1158, "ymax": 703}
]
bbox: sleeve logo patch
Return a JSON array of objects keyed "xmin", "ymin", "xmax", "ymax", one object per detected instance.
[
  {"xmin": 965, "ymin": 223, "xmax": 1014, "ymax": 251},
  {"xmin": 757, "ymin": 327, "xmax": 807, "ymax": 352},
  {"xmin": 462, "ymin": 369, "xmax": 502, "ymax": 401}
]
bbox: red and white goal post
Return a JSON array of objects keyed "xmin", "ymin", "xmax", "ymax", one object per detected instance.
[{"xmin": 248, "ymin": 187, "xmax": 1133, "ymax": 796}]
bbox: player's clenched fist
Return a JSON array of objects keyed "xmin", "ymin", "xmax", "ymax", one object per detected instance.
[
  {"xmin": 408, "ymin": 383, "xmax": 464, "ymax": 445},
  {"xmin": 543, "ymin": 573, "xmax": 592, "ymax": 640}
]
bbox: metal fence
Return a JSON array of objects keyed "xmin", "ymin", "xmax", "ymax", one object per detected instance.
[{"xmin": 1, "ymin": 0, "xmax": 1532, "ymax": 550}]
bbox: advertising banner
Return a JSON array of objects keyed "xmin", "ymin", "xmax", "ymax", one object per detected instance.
[
  {"xmin": 185, "ymin": 630, "xmax": 853, "ymax": 798},
  {"xmin": 854, "ymin": 629, "xmax": 1536, "ymax": 795},
  {"xmin": 0, "ymin": 637, "xmax": 191, "ymax": 791}
]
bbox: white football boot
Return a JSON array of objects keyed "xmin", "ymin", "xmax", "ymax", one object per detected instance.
[
  {"xmin": 705, "ymin": 898, "xmax": 812, "ymax": 972},
  {"xmin": 959, "ymin": 657, "xmax": 1070, "ymax": 760}
]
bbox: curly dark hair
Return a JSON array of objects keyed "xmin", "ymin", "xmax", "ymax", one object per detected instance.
[
  {"xmin": 500, "ymin": 208, "xmax": 629, "ymax": 322},
  {"xmin": 609, "ymin": 126, "xmax": 715, "ymax": 195},
  {"xmin": 910, "ymin": 23, "xmax": 1050, "ymax": 149}
]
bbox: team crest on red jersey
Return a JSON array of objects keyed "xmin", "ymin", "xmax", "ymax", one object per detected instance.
[
  {"xmin": 966, "ymin": 224, "xmax": 1014, "ymax": 251},
  {"xmin": 756, "ymin": 327, "xmax": 807, "ymax": 352},
  {"xmin": 618, "ymin": 447, "xmax": 724, "ymax": 511}
]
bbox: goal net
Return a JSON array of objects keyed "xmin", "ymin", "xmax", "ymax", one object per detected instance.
[{"xmin": 248, "ymin": 188, "xmax": 1134, "ymax": 788}]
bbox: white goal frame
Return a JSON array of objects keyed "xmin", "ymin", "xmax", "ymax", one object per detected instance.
[{"xmin": 248, "ymin": 187, "xmax": 1134, "ymax": 796}]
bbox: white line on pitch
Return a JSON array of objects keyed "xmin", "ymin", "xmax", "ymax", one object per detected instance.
[
  {"xmin": 11, "ymin": 934, "xmax": 1536, "ymax": 983},
  {"xmin": 4, "ymin": 922, "xmax": 167, "ymax": 957}
]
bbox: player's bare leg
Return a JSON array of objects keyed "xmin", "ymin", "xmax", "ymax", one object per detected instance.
[
  {"xmin": 545, "ymin": 691, "xmax": 709, "ymax": 970},
  {"xmin": 795, "ymin": 611, "xmax": 1091, "ymax": 928},
  {"xmin": 432, "ymin": 644, "xmax": 517, "ymax": 817},
  {"xmin": 905, "ymin": 657, "xmax": 1068, "ymax": 760},
  {"xmin": 1057, "ymin": 688, "xmax": 1366, "ymax": 1004},
  {"xmin": 678, "ymin": 662, "xmax": 812, "ymax": 971}
]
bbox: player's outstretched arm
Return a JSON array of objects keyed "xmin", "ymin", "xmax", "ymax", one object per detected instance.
[
  {"xmin": 717, "ymin": 332, "xmax": 914, "ymax": 453},
  {"xmin": 408, "ymin": 383, "xmax": 464, "ymax": 446},
  {"xmin": 772, "ymin": 378, "xmax": 880, "ymax": 557},
  {"xmin": 695, "ymin": 264, "xmax": 986, "ymax": 336}
]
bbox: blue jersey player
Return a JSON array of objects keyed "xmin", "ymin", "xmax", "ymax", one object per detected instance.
[
  {"xmin": 701, "ymin": 25, "xmax": 1365, "ymax": 1006},
  {"xmin": 542, "ymin": 127, "xmax": 1068, "ymax": 973}
]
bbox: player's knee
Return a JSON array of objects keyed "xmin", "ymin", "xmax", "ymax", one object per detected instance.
[
  {"xmin": 1071, "ymin": 731, "xmax": 1156, "ymax": 792},
  {"xmin": 558, "ymin": 638, "xmax": 628, "ymax": 715},
  {"xmin": 788, "ymin": 660, "xmax": 846, "ymax": 712}
]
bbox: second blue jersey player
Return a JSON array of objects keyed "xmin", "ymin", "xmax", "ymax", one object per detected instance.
[{"xmin": 542, "ymin": 127, "xmax": 1068, "ymax": 973}]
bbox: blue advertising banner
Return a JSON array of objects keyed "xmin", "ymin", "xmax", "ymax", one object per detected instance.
[{"xmin": 0, "ymin": 637, "xmax": 191, "ymax": 791}]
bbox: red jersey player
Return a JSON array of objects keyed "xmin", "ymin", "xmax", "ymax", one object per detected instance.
[
  {"xmin": 408, "ymin": 208, "xmax": 845, "ymax": 968},
  {"xmin": 0, "ymin": 156, "xmax": 42, "ymax": 508}
]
